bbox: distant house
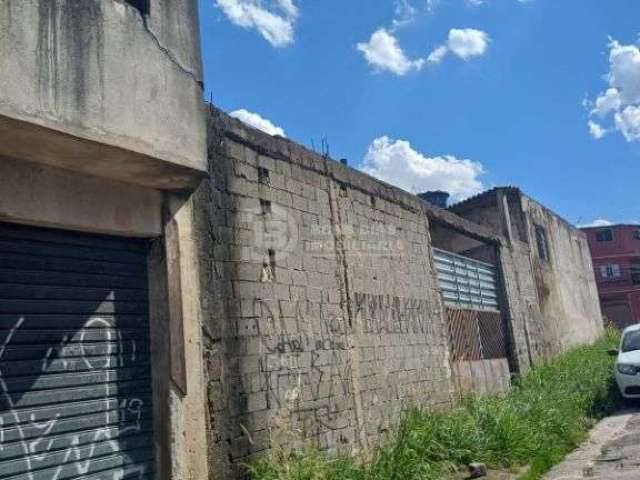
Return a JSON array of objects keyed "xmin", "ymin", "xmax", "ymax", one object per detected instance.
[{"xmin": 582, "ymin": 224, "xmax": 640, "ymax": 329}]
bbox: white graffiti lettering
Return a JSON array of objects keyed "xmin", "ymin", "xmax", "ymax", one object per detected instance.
[{"xmin": 0, "ymin": 316, "xmax": 148, "ymax": 479}]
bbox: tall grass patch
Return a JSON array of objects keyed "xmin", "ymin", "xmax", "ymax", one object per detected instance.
[{"xmin": 248, "ymin": 329, "xmax": 620, "ymax": 480}]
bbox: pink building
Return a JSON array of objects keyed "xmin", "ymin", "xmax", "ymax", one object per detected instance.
[{"xmin": 582, "ymin": 224, "xmax": 640, "ymax": 328}]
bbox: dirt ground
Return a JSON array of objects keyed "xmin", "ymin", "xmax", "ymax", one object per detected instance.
[{"xmin": 452, "ymin": 470, "xmax": 521, "ymax": 480}]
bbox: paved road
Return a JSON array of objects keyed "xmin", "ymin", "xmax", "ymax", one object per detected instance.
[{"xmin": 544, "ymin": 408, "xmax": 640, "ymax": 480}]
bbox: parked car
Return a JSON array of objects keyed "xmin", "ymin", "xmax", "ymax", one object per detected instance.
[{"xmin": 611, "ymin": 324, "xmax": 640, "ymax": 399}]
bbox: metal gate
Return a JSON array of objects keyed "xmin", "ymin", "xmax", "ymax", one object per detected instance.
[
  {"xmin": 0, "ymin": 223, "xmax": 154, "ymax": 480},
  {"xmin": 433, "ymin": 248, "xmax": 499, "ymax": 311},
  {"xmin": 447, "ymin": 308, "xmax": 507, "ymax": 362}
]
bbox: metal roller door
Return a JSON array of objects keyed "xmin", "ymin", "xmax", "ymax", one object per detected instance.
[{"xmin": 0, "ymin": 223, "xmax": 154, "ymax": 480}]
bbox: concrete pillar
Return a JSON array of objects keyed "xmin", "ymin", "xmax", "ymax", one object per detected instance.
[
  {"xmin": 496, "ymin": 190, "xmax": 515, "ymax": 244},
  {"xmin": 149, "ymin": 193, "xmax": 210, "ymax": 480}
]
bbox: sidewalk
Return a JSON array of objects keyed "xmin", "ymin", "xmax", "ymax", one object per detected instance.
[{"xmin": 544, "ymin": 408, "xmax": 640, "ymax": 480}]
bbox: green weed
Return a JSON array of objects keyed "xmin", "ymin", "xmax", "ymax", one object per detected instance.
[{"xmin": 248, "ymin": 328, "xmax": 621, "ymax": 480}]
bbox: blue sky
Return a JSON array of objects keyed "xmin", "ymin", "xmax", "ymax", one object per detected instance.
[{"xmin": 199, "ymin": 0, "xmax": 640, "ymax": 226}]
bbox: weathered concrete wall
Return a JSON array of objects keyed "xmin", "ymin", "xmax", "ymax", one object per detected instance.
[
  {"xmin": 450, "ymin": 191, "xmax": 542, "ymax": 371},
  {"xmin": 451, "ymin": 359, "xmax": 511, "ymax": 398},
  {"xmin": 497, "ymin": 241, "xmax": 549, "ymax": 370},
  {"xmin": 520, "ymin": 194, "xmax": 603, "ymax": 352},
  {"xmin": 0, "ymin": 0, "xmax": 206, "ymax": 188},
  {"xmin": 0, "ymin": 155, "xmax": 162, "ymax": 237},
  {"xmin": 193, "ymin": 111, "xmax": 604, "ymax": 477},
  {"xmin": 0, "ymin": 3, "xmax": 209, "ymax": 479},
  {"xmin": 147, "ymin": 196, "xmax": 211, "ymax": 480},
  {"xmin": 452, "ymin": 188, "xmax": 603, "ymax": 368},
  {"xmin": 195, "ymin": 109, "xmax": 454, "ymax": 477}
]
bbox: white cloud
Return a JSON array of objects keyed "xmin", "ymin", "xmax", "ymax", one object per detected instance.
[
  {"xmin": 392, "ymin": 0, "xmax": 417, "ymax": 29},
  {"xmin": 588, "ymin": 120, "xmax": 608, "ymax": 140},
  {"xmin": 447, "ymin": 28, "xmax": 490, "ymax": 60},
  {"xmin": 579, "ymin": 218, "xmax": 614, "ymax": 228},
  {"xmin": 357, "ymin": 28, "xmax": 425, "ymax": 75},
  {"xmin": 607, "ymin": 39, "xmax": 640, "ymax": 105},
  {"xmin": 615, "ymin": 105, "xmax": 640, "ymax": 142},
  {"xmin": 587, "ymin": 37, "xmax": 640, "ymax": 142},
  {"xmin": 424, "ymin": 0, "xmax": 532, "ymax": 14},
  {"xmin": 426, "ymin": 28, "xmax": 490, "ymax": 65},
  {"xmin": 427, "ymin": 45, "xmax": 449, "ymax": 64},
  {"xmin": 362, "ymin": 136, "xmax": 485, "ymax": 201},
  {"xmin": 275, "ymin": 0, "xmax": 297, "ymax": 18},
  {"xmin": 229, "ymin": 109, "xmax": 286, "ymax": 137},
  {"xmin": 592, "ymin": 88, "xmax": 622, "ymax": 117},
  {"xmin": 215, "ymin": 0, "xmax": 298, "ymax": 47}
]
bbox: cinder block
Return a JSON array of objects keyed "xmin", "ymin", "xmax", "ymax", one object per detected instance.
[{"xmin": 258, "ymin": 155, "xmax": 277, "ymax": 171}]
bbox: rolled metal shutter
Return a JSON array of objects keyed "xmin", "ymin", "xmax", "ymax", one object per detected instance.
[{"xmin": 0, "ymin": 223, "xmax": 154, "ymax": 480}]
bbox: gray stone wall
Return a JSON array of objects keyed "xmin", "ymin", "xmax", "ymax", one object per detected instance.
[{"xmin": 195, "ymin": 109, "xmax": 454, "ymax": 477}]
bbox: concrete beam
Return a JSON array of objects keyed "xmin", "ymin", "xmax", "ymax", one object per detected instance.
[
  {"xmin": 0, "ymin": 155, "xmax": 162, "ymax": 236},
  {"xmin": 0, "ymin": 115, "xmax": 206, "ymax": 190}
]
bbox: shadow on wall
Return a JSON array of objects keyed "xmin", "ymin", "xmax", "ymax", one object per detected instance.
[{"xmin": 194, "ymin": 108, "xmax": 456, "ymax": 477}]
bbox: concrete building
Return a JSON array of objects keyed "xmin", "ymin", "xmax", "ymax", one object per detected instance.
[
  {"xmin": 450, "ymin": 188, "xmax": 603, "ymax": 362},
  {"xmin": 582, "ymin": 224, "xmax": 640, "ymax": 328},
  {"xmin": 194, "ymin": 111, "xmax": 604, "ymax": 477},
  {"xmin": 0, "ymin": 1, "xmax": 209, "ymax": 479},
  {"xmin": 0, "ymin": 4, "xmax": 604, "ymax": 479}
]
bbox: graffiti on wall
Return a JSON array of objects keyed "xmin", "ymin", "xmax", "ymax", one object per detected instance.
[
  {"xmin": 0, "ymin": 317, "xmax": 149, "ymax": 480},
  {"xmin": 353, "ymin": 293, "xmax": 433, "ymax": 336},
  {"xmin": 233, "ymin": 293, "xmax": 434, "ymax": 443},
  {"xmin": 249, "ymin": 299, "xmax": 352, "ymax": 434}
]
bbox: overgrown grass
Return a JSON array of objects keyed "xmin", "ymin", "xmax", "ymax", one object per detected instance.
[{"xmin": 249, "ymin": 329, "xmax": 620, "ymax": 480}]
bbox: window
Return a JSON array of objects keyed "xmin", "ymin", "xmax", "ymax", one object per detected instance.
[
  {"xmin": 125, "ymin": 0, "xmax": 149, "ymax": 15},
  {"xmin": 632, "ymin": 265, "xmax": 640, "ymax": 285},
  {"xmin": 600, "ymin": 264, "xmax": 621, "ymax": 280},
  {"xmin": 622, "ymin": 330, "xmax": 640, "ymax": 352},
  {"xmin": 596, "ymin": 228, "xmax": 613, "ymax": 242},
  {"xmin": 535, "ymin": 225, "xmax": 549, "ymax": 262},
  {"xmin": 634, "ymin": 230, "xmax": 640, "ymax": 240}
]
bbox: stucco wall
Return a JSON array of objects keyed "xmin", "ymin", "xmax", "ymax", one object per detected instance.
[
  {"xmin": 195, "ymin": 109, "xmax": 454, "ymax": 477},
  {"xmin": 452, "ymin": 189, "xmax": 604, "ymax": 367},
  {"xmin": 498, "ymin": 240, "xmax": 550, "ymax": 370},
  {"xmin": 521, "ymin": 195, "xmax": 603, "ymax": 352},
  {"xmin": 0, "ymin": 0, "xmax": 206, "ymax": 187}
]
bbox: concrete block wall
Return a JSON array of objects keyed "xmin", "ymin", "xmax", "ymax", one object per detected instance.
[
  {"xmin": 335, "ymin": 177, "xmax": 453, "ymax": 446},
  {"xmin": 194, "ymin": 108, "xmax": 454, "ymax": 477}
]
